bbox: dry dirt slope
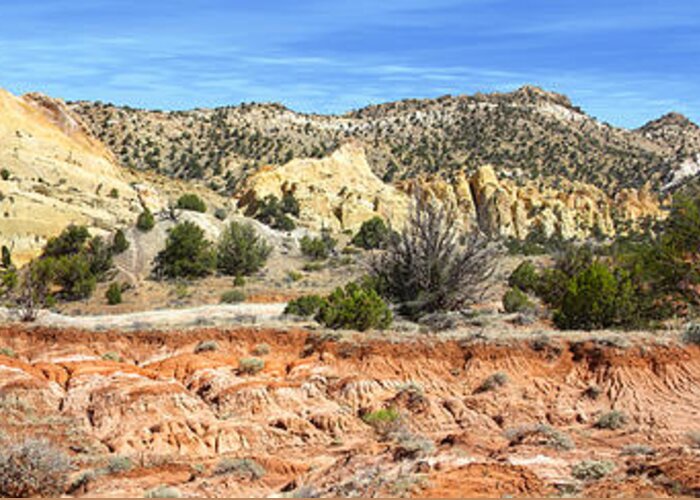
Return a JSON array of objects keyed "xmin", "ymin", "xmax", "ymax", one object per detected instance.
[{"xmin": 1, "ymin": 324, "xmax": 700, "ymax": 497}]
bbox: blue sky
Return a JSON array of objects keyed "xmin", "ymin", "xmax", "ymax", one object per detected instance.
[{"xmin": 1, "ymin": 0, "xmax": 699, "ymax": 127}]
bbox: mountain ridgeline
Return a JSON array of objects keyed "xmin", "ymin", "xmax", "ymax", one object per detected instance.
[{"xmin": 69, "ymin": 85, "xmax": 700, "ymax": 195}]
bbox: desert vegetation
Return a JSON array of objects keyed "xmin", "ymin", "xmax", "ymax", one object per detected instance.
[
  {"xmin": 369, "ymin": 196, "xmax": 498, "ymax": 320},
  {"xmin": 71, "ymin": 85, "xmax": 699, "ymax": 194},
  {"xmin": 504, "ymin": 185, "xmax": 700, "ymax": 330}
]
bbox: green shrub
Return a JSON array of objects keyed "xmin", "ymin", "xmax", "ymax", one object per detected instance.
[
  {"xmin": 274, "ymin": 214, "xmax": 296, "ymax": 231},
  {"xmin": 0, "ymin": 169, "xmax": 9, "ymax": 181},
  {"xmin": 0, "ymin": 347, "xmax": 16, "ymax": 358},
  {"xmin": 254, "ymin": 194, "xmax": 298, "ymax": 230},
  {"xmin": 595, "ymin": 410, "xmax": 627, "ymax": 430},
  {"xmin": 112, "ymin": 229, "xmax": 129, "ymax": 254},
  {"xmin": 106, "ymin": 282, "xmax": 123, "ymax": 305},
  {"xmin": 43, "ymin": 225, "xmax": 91, "ymax": 258},
  {"xmin": 144, "ymin": 485, "xmax": 182, "ymax": 498},
  {"xmin": 220, "ymin": 289, "xmax": 246, "ymax": 304},
  {"xmin": 102, "ymin": 351, "xmax": 122, "ymax": 362},
  {"xmin": 176, "ymin": 193, "xmax": 206, "ymax": 212},
  {"xmin": 106, "ymin": 456, "xmax": 133, "ymax": 474},
  {"xmin": 571, "ymin": 460, "xmax": 614, "ymax": 481},
  {"xmin": 505, "ymin": 424, "xmax": 574, "ymax": 451},
  {"xmin": 217, "ymin": 221, "xmax": 271, "ymax": 276},
  {"xmin": 286, "ymin": 270, "xmax": 303, "ymax": 282},
  {"xmin": 534, "ymin": 268, "xmax": 569, "ymax": 306},
  {"xmin": 362, "ymin": 407, "xmax": 401, "ymax": 436},
  {"xmin": 214, "ymin": 458, "xmax": 265, "ymax": 480},
  {"xmin": 233, "ymin": 275, "xmax": 246, "ymax": 287},
  {"xmin": 554, "ymin": 263, "xmax": 636, "ymax": 330},
  {"xmin": 284, "ymin": 294, "xmax": 325, "ymax": 317},
  {"xmin": 280, "ymin": 191, "xmax": 300, "ymax": 217},
  {"xmin": 86, "ymin": 236, "xmax": 114, "ymax": 279},
  {"xmin": 351, "ymin": 217, "xmax": 392, "ymax": 250},
  {"xmin": 505, "ymin": 228, "xmax": 567, "ymax": 256},
  {"xmin": 109, "ymin": 188, "xmax": 119, "ymax": 199},
  {"xmin": 509, "ymin": 260, "xmax": 539, "ymax": 292},
  {"xmin": 502, "ymin": 287, "xmax": 534, "ymax": 313},
  {"xmin": 154, "ymin": 222, "xmax": 216, "ymax": 279},
  {"xmin": 195, "ymin": 340, "xmax": 219, "ymax": 353},
  {"xmin": 52, "ymin": 254, "xmax": 97, "ymax": 300},
  {"xmin": 252, "ymin": 343, "xmax": 271, "ymax": 356},
  {"xmin": 0, "ymin": 438, "xmax": 72, "ymax": 498},
  {"xmin": 475, "ymin": 372, "xmax": 508, "ymax": 393},
  {"xmin": 556, "ymin": 244, "xmax": 595, "ymax": 279},
  {"xmin": 315, "ymin": 282, "xmax": 392, "ymax": 331},
  {"xmin": 362, "ymin": 407, "xmax": 400, "ymax": 426},
  {"xmin": 136, "ymin": 208, "xmax": 155, "ymax": 232},
  {"xmin": 238, "ymin": 357, "xmax": 264, "ymax": 375},
  {"xmin": 300, "ymin": 232, "xmax": 336, "ymax": 260},
  {"xmin": 302, "ymin": 261, "xmax": 325, "ymax": 272},
  {"xmin": 1, "ymin": 245, "xmax": 11, "ymax": 269}
]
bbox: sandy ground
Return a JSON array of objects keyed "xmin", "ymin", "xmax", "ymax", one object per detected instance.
[{"xmin": 0, "ymin": 303, "xmax": 288, "ymax": 331}]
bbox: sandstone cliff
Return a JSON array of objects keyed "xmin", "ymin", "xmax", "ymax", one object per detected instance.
[
  {"xmin": 237, "ymin": 144, "xmax": 664, "ymax": 240},
  {"xmin": 0, "ymin": 89, "xmax": 224, "ymax": 265},
  {"xmin": 236, "ymin": 142, "xmax": 410, "ymax": 232},
  {"xmin": 0, "ymin": 89, "xmax": 145, "ymax": 264}
]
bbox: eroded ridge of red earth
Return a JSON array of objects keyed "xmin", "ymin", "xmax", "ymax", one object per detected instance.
[{"xmin": 1, "ymin": 324, "xmax": 699, "ymax": 497}]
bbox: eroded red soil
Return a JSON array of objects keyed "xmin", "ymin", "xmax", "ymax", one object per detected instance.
[{"xmin": 0, "ymin": 325, "xmax": 699, "ymax": 497}]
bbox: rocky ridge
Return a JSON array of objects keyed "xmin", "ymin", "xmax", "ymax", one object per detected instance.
[
  {"xmin": 238, "ymin": 143, "xmax": 664, "ymax": 239},
  {"xmin": 70, "ymin": 85, "xmax": 700, "ymax": 194}
]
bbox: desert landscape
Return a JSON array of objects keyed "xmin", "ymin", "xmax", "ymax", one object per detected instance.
[
  {"xmin": 0, "ymin": 81, "xmax": 699, "ymax": 498},
  {"xmin": 2, "ymin": 1, "xmax": 700, "ymax": 497}
]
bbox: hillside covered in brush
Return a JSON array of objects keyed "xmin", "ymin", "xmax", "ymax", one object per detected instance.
[{"xmin": 70, "ymin": 85, "xmax": 700, "ymax": 195}]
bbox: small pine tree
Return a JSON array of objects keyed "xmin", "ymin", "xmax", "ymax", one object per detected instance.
[
  {"xmin": 315, "ymin": 282, "xmax": 392, "ymax": 331},
  {"xmin": 136, "ymin": 208, "xmax": 155, "ymax": 232},
  {"xmin": 106, "ymin": 282, "xmax": 122, "ymax": 305},
  {"xmin": 554, "ymin": 262, "xmax": 636, "ymax": 330},
  {"xmin": 111, "ymin": 229, "xmax": 129, "ymax": 254},
  {"xmin": 280, "ymin": 191, "xmax": 300, "ymax": 217},
  {"xmin": 217, "ymin": 221, "xmax": 272, "ymax": 276},
  {"xmin": 176, "ymin": 193, "xmax": 207, "ymax": 213},
  {"xmin": 351, "ymin": 217, "xmax": 392, "ymax": 250},
  {"xmin": 508, "ymin": 260, "xmax": 539, "ymax": 293},
  {"xmin": 154, "ymin": 222, "xmax": 216, "ymax": 279},
  {"xmin": 1, "ymin": 245, "xmax": 11, "ymax": 269},
  {"xmin": 502, "ymin": 287, "xmax": 534, "ymax": 313},
  {"xmin": 300, "ymin": 231, "xmax": 337, "ymax": 260}
]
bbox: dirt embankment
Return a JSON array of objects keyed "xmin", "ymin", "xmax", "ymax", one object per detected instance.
[{"xmin": 1, "ymin": 325, "xmax": 699, "ymax": 497}]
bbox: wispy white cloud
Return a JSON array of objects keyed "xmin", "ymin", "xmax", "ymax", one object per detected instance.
[{"xmin": 0, "ymin": 0, "xmax": 697, "ymax": 127}]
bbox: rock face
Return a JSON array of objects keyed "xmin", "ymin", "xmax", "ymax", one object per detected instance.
[
  {"xmin": 236, "ymin": 142, "xmax": 410, "ymax": 232},
  {"xmin": 0, "ymin": 89, "xmax": 227, "ymax": 265},
  {"xmin": 408, "ymin": 166, "xmax": 665, "ymax": 240},
  {"xmin": 238, "ymin": 144, "xmax": 664, "ymax": 240},
  {"xmin": 0, "ymin": 89, "xmax": 143, "ymax": 264}
]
